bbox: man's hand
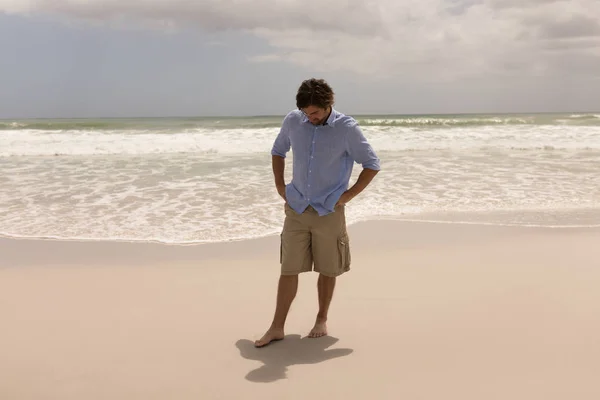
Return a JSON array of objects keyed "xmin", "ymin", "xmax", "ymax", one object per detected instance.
[
  {"xmin": 335, "ymin": 190, "xmax": 354, "ymax": 207},
  {"xmin": 334, "ymin": 168, "xmax": 379, "ymax": 208},
  {"xmin": 277, "ymin": 185, "xmax": 287, "ymax": 202},
  {"xmin": 272, "ymin": 155, "xmax": 286, "ymax": 202}
]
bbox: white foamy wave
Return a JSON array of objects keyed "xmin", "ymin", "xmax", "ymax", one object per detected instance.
[
  {"xmin": 1, "ymin": 150, "xmax": 599, "ymax": 244},
  {"xmin": 0, "ymin": 128, "xmax": 279, "ymax": 156},
  {"xmin": 358, "ymin": 117, "xmax": 532, "ymax": 126},
  {"xmin": 365, "ymin": 125, "xmax": 600, "ymax": 152},
  {"xmin": 3, "ymin": 124, "xmax": 600, "ymax": 156},
  {"xmin": 569, "ymin": 114, "xmax": 600, "ymax": 118}
]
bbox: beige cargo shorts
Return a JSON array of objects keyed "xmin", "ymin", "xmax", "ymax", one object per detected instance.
[{"xmin": 280, "ymin": 203, "xmax": 351, "ymax": 277}]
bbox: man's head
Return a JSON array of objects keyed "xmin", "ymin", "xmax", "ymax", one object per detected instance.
[{"xmin": 296, "ymin": 78, "xmax": 335, "ymax": 125}]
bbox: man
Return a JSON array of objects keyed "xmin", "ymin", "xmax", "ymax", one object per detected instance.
[{"xmin": 255, "ymin": 78, "xmax": 380, "ymax": 348}]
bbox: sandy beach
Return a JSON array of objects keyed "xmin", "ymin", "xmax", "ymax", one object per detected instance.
[{"xmin": 1, "ymin": 220, "xmax": 600, "ymax": 400}]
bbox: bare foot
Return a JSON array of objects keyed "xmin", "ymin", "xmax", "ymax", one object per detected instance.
[
  {"xmin": 254, "ymin": 328, "xmax": 284, "ymax": 348},
  {"xmin": 308, "ymin": 320, "xmax": 328, "ymax": 338}
]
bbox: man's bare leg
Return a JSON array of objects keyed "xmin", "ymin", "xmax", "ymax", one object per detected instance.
[
  {"xmin": 309, "ymin": 274, "xmax": 336, "ymax": 338},
  {"xmin": 255, "ymin": 274, "xmax": 298, "ymax": 347}
]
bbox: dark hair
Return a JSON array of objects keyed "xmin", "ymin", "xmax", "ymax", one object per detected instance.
[{"xmin": 295, "ymin": 78, "xmax": 335, "ymax": 109}]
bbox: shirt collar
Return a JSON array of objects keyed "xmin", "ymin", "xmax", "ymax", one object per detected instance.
[
  {"xmin": 325, "ymin": 107, "xmax": 337, "ymax": 127},
  {"xmin": 301, "ymin": 107, "xmax": 337, "ymax": 127}
]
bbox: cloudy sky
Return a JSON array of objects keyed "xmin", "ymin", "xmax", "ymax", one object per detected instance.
[{"xmin": 1, "ymin": 0, "xmax": 599, "ymax": 118}]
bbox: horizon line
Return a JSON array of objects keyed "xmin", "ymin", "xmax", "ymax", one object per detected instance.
[{"xmin": 2, "ymin": 109, "xmax": 600, "ymax": 120}]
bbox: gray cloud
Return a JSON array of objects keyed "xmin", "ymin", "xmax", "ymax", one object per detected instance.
[
  {"xmin": 444, "ymin": 0, "xmax": 484, "ymax": 16},
  {"xmin": 535, "ymin": 15, "xmax": 600, "ymax": 39},
  {"xmin": 488, "ymin": 0, "xmax": 563, "ymax": 9},
  {"xmin": 1, "ymin": 0, "xmax": 385, "ymax": 36},
  {"xmin": 1, "ymin": 0, "xmax": 599, "ymax": 81},
  {"xmin": 542, "ymin": 37, "xmax": 600, "ymax": 51}
]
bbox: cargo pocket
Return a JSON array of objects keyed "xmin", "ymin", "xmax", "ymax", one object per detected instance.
[
  {"xmin": 279, "ymin": 233, "xmax": 283, "ymax": 264},
  {"xmin": 338, "ymin": 234, "xmax": 351, "ymax": 271}
]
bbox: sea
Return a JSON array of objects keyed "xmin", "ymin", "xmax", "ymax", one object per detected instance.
[{"xmin": 1, "ymin": 112, "xmax": 600, "ymax": 244}]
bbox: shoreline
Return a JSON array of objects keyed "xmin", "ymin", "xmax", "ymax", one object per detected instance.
[
  {"xmin": 2, "ymin": 219, "xmax": 600, "ymax": 268},
  {"xmin": 2, "ymin": 210, "xmax": 600, "ymax": 250}
]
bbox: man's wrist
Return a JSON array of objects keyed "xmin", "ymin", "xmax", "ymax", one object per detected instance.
[{"xmin": 346, "ymin": 188, "xmax": 358, "ymax": 199}]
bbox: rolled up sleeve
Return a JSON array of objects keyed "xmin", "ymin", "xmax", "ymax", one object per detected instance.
[
  {"xmin": 346, "ymin": 124, "xmax": 380, "ymax": 170},
  {"xmin": 271, "ymin": 113, "xmax": 292, "ymax": 158}
]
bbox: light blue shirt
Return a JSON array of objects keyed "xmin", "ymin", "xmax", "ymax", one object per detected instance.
[{"xmin": 271, "ymin": 108, "xmax": 381, "ymax": 216}]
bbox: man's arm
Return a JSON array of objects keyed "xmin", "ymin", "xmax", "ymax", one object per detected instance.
[
  {"xmin": 271, "ymin": 113, "xmax": 292, "ymax": 201},
  {"xmin": 337, "ymin": 123, "xmax": 381, "ymax": 205},
  {"xmin": 272, "ymin": 155, "xmax": 287, "ymax": 201},
  {"xmin": 347, "ymin": 167, "xmax": 378, "ymax": 198},
  {"xmin": 337, "ymin": 168, "xmax": 379, "ymax": 205}
]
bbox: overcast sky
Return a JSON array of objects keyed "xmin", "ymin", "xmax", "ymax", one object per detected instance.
[{"xmin": 1, "ymin": 0, "xmax": 599, "ymax": 118}]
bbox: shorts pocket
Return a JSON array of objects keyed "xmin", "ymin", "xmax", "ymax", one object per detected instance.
[
  {"xmin": 338, "ymin": 234, "xmax": 351, "ymax": 270},
  {"xmin": 280, "ymin": 233, "xmax": 283, "ymax": 264},
  {"xmin": 284, "ymin": 202, "xmax": 292, "ymax": 216}
]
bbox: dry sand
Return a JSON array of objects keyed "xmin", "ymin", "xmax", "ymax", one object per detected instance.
[{"xmin": 1, "ymin": 221, "xmax": 600, "ymax": 399}]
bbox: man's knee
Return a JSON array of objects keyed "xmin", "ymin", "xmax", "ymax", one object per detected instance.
[
  {"xmin": 318, "ymin": 273, "xmax": 337, "ymax": 281},
  {"xmin": 279, "ymin": 273, "xmax": 299, "ymax": 280}
]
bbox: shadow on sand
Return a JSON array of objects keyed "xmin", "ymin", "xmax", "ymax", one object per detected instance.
[{"xmin": 235, "ymin": 334, "xmax": 354, "ymax": 383}]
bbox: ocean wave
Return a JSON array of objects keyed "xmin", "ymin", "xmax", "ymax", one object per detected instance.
[
  {"xmin": 0, "ymin": 118, "xmax": 284, "ymax": 131},
  {"xmin": 2, "ymin": 149, "xmax": 599, "ymax": 244},
  {"xmin": 0, "ymin": 128, "xmax": 277, "ymax": 156},
  {"xmin": 2, "ymin": 123, "xmax": 600, "ymax": 157},
  {"xmin": 2, "ymin": 210, "xmax": 599, "ymax": 245},
  {"xmin": 356, "ymin": 117, "xmax": 534, "ymax": 127},
  {"xmin": 357, "ymin": 113, "xmax": 600, "ymax": 127},
  {"xmin": 3, "ymin": 146, "xmax": 600, "ymax": 157},
  {"xmin": 2, "ymin": 135, "xmax": 600, "ymax": 157},
  {"xmin": 3, "ymin": 112, "xmax": 600, "ymax": 132},
  {"xmin": 569, "ymin": 114, "xmax": 600, "ymax": 119},
  {"xmin": 395, "ymin": 146, "xmax": 600, "ymax": 152}
]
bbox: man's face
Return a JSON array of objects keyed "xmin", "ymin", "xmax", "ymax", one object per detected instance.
[{"xmin": 301, "ymin": 105, "xmax": 330, "ymax": 125}]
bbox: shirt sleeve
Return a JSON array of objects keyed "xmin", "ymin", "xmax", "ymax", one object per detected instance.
[
  {"xmin": 346, "ymin": 123, "xmax": 381, "ymax": 170},
  {"xmin": 271, "ymin": 113, "xmax": 292, "ymax": 158}
]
